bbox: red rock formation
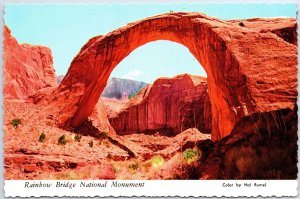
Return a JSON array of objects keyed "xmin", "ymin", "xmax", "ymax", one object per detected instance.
[
  {"xmin": 109, "ymin": 74, "xmax": 211, "ymax": 136},
  {"xmin": 4, "ymin": 25, "xmax": 57, "ymax": 99},
  {"xmin": 30, "ymin": 85, "xmax": 112, "ymax": 136},
  {"xmin": 36, "ymin": 12, "xmax": 297, "ymax": 141},
  {"xmin": 229, "ymin": 18, "xmax": 297, "ymax": 45},
  {"xmin": 101, "ymin": 97, "xmax": 128, "ymax": 118}
]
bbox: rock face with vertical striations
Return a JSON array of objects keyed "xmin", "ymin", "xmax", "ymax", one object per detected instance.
[
  {"xmin": 109, "ymin": 74, "xmax": 212, "ymax": 136},
  {"xmin": 4, "ymin": 25, "xmax": 57, "ymax": 99}
]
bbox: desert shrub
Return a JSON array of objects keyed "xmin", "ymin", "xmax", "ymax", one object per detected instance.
[
  {"xmin": 74, "ymin": 134, "xmax": 82, "ymax": 142},
  {"xmin": 239, "ymin": 22, "xmax": 245, "ymax": 27},
  {"xmin": 225, "ymin": 146, "xmax": 260, "ymax": 179},
  {"xmin": 175, "ymin": 161, "xmax": 201, "ymax": 179},
  {"xmin": 128, "ymin": 161, "xmax": 139, "ymax": 171},
  {"xmin": 107, "ymin": 153, "xmax": 112, "ymax": 159},
  {"xmin": 169, "ymin": 152, "xmax": 201, "ymax": 180},
  {"xmin": 88, "ymin": 141, "xmax": 93, "ymax": 147},
  {"xmin": 183, "ymin": 148, "xmax": 200, "ymax": 164},
  {"xmin": 11, "ymin": 118, "xmax": 21, "ymax": 128},
  {"xmin": 58, "ymin": 135, "xmax": 67, "ymax": 145},
  {"xmin": 112, "ymin": 163, "xmax": 120, "ymax": 173},
  {"xmin": 150, "ymin": 155, "xmax": 164, "ymax": 169},
  {"xmin": 38, "ymin": 132, "xmax": 46, "ymax": 142},
  {"xmin": 167, "ymin": 148, "xmax": 202, "ymax": 179}
]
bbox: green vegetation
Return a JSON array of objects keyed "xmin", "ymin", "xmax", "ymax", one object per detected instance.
[
  {"xmin": 150, "ymin": 155, "xmax": 164, "ymax": 169},
  {"xmin": 11, "ymin": 118, "xmax": 21, "ymax": 128},
  {"xmin": 88, "ymin": 141, "xmax": 93, "ymax": 147},
  {"xmin": 38, "ymin": 132, "xmax": 46, "ymax": 142},
  {"xmin": 112, "ymin": 163, "xmax": 120, "ymax": 173},
  {"xmin": 107, "ymin": 153, "xmax": 112, "ymax": 159},
  {"xmin": 168, "ymin": 148, "xmax": 202, "ymax": 179},
  {"xmin": 74, "ymin": 134, "xmax": 82, "ymax": 142},
  {"xmin": 183, "ymin": 148, "xmax": 200, "ymax": 164},
  {"xmin": 128, "ymin": 161, "xmax": 139, "ymax": 171},
  {"xmin": 99, "ymin": 131, "xmax": 108, "ymax": 139},
  {"xmin": 58, "ymin": 135, "xmax": 67, "ymax": 145}
]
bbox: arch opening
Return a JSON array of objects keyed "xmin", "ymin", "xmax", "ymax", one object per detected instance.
[
  {"xmin": 109, "ymin": 40, "xmax": 207, "ymax": 84},
  {"xmin": 99, "ymin": 40, "xmax": 211, "ymax": 137}
]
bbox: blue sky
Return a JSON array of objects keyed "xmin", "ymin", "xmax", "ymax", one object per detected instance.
[{"xmin": 4, "ymin": 4, "xmax": 296, "ymax": 83}]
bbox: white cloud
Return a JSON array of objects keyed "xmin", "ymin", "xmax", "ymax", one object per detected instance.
[{"xmin": 121, "ymin": 69, "xmax": 144, "ymax": 80}]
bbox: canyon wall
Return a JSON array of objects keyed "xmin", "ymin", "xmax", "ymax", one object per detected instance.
[
  {"xmin": 109, "ymin": 74, "xmax": 211, "ymax": 136},
  {"xmin": 4, "ymin": 26, "xmax": 57, "ymax": 99}
]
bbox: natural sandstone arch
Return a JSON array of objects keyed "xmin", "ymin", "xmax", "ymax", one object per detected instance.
[{"xmin": 60, "ymin": 12, "xmax": 297, "ymax": 141}]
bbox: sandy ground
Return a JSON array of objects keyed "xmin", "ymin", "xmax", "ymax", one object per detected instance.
[{"xmin": 4, "ymin": 99, "xmax": 210, "ymax": 180}]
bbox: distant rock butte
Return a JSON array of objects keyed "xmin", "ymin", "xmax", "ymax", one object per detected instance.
[
  {"xmin": 56, "ymin": 75, "xmax": 65, "ymax": 84},
  {"xmin": 35, "ymin": 12, "xmax": 297, "ymax": 141},
  {"xmin": 101, "ymin": 77, "xmax": 147, "ymax": 100},
  {"xmin": 56, "ymin": 75, "xmax": 147, "ymax": 100},
  {"xmin": 4, "ymin": 25, "xmax": 57, "ymax": 99},
  {"xmin": 109, "ymin": 74, "xmax": 211, "ymax": 136}
]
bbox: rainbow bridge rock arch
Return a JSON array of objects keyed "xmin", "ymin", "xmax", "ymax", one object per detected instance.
[{"xmin": 57, "ymin": 12, "xmax": 297, "ymax": 141}]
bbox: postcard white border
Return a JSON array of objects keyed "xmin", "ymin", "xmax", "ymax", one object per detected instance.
[{"xmin": 4, "ymin": 180, "xmax": 298, "ymax": 197}]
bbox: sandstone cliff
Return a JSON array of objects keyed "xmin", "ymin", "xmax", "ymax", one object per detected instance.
[
  {"xmin": 109, "ymin": 74, "xmax": 212, "ymax": 136},
  {"xmin": 4, "ymin": 25, "xmax": 57, "ymax": 99}
]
